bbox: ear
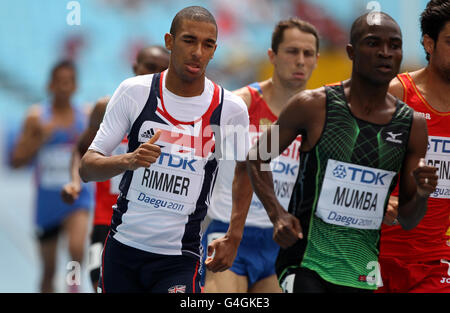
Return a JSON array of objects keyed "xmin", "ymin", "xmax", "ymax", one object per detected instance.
[
  {"xmin": 422, "ymin": 34, "xmax": 435, "ymax": 57},
  {"xmin": 346, "ymin": 44, "xmax": 354, "ymax": 60},
  {"xmin": 313, "ymin": 52, "xmax": 320, "ymax": 69},
  {"xmin": 164, "ymin": 33, "xmax": 173, "ymax": 51},
  {"xmin": 268, "ymin": 48, "xmax": 276, "ymax": 65},
  {"xmin": 132, "ymin": 63, "xmax": 138, "ymax": 75}
]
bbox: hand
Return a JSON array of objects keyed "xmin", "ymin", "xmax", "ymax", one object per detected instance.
[
  {"xmin": 205, "ymin": 235, "xmax": 240, "ymax": 273},
  {"xmin": 412, "ymin": 158, "xmax": 438, "ymax": 198},
  {"xmin": 273, "ymin": 211, "xmax": 303, "ymax": 249},
  {"xmin": 61, "ymin": 182, "xmax": 81, "ymax": 204},
  {"xmin": 383, "ymin": 195, "xmax": 399, "ymax": 226},
  {"xmin": 126, "ymin": 130, "xmax": 161, "ymax": 171}
]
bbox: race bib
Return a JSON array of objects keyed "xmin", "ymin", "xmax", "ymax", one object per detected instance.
[
  {"xmin": 37, "ymin": 144, "xmax": 72, "ymax": 189},
  {"xmin": 250, "ymin": 131, "xmax": 300, "ymax": 210},
  {"xmin": 315, "ymin": 159, "xmax": 396, "ymax": 230},
  {"xmin": 427, "ymin": 136, "xmax": 450, "ymax": 199},
  {"xmin": 127, "ymin": 151, "xmax": 206, "ymax": 215}
]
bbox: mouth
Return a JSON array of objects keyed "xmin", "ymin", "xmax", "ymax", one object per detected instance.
[
  {"xmin": 292, "ymin": 72, "xmax": 305, "ymax": 79},
  {"xmin": 185, "ymin": 63, "xmax": 201, "ymax": 74},
  {"xmin": 376, "ymin": 64, "xmax": 393, "ymax": 73}
]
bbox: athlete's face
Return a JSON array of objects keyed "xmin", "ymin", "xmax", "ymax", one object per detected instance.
[
  {"xmin": 348, "ymin": 17, "xmax": 403, "ymax": 85},
  {"xmin": 165, "ymin": 19, "xmax": 217, "ymax": 82},
  {"xmin": 49, "ymin": 67, "xmax": 77, "ymax": 98},
  {"xmin": 270, "ymin": 28, "xmax": 318, "ymax": 89},
  {"xmin": 134, "ymin": 48, "xmax": 169, "ymax": 76},
  {"xmin": 426, "ymin": 21, "xmax": 450, "ymax": 83}
]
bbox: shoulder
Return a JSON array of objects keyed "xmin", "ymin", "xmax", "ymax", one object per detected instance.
[
  {"xmin": 115, "ymin": 74, "xmax": 155, "ymax": 97},
  {"xmin": 232, "ymin": 86, "xmax": 252, "ymax": 108},
  {"xmin": 288, "ymin": 86, "xmax": 326, "ymax": 110},
  {"xmin": 24, "ymin": 103, "xmax": 43, "ymax": 124},
  {"xmin": 388, "ymin": 75, "xmax": 404, "ymax": 100},
  {"xmin": 222, "ymin": 88, "xmax": 249, "ymax": 115}
]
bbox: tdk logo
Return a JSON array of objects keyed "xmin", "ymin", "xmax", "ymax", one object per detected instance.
[
  {"xmin": 272, "ymin": 161, "xmax": 298, "ymax": 176},
  {"xmin": 333, "ymin": 165, "xmax": 347, "ymax": 179},
  {"xmin": 157, "ymin": 152, "xmax": 197, "ymax": 172},
  {"xmin": 333, "ymin": 165, "xmax": 388, "ymax": 185}
]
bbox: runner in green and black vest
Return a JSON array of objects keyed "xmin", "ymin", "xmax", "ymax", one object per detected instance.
[{"xmin": 246, "ymin": 12, "xmax": 439, "ymax": 293}]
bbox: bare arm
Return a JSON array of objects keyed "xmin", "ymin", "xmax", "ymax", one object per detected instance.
[
  {"xmin": 397, "ymin": 112, "xmax": 438, "ymax": 230},
  {"xmin": 206, "ymin": 161, "xmax": 253, "ymax": 272},
  {"xmin": 80, "ymin": 130, "xmax": 161, "ymax": 183},
  {"xmin": 11, "ymin": 106, "xmax": 55, "ymax": 168},
  {"xmin": 61, "ymin": 98, "xmax": 108, "ymax": 203},
  {"xmin": 246, "ymin": 90, "xmax": 324, "ymax": 248}
]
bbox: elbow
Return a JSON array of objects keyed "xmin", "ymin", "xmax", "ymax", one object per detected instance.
[{"xmin": 79, "ymin": 157, "xmax": 91, "ymax": 183}]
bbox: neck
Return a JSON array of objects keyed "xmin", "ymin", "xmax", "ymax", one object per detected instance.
[
  {"xmin": 165, "ymin": 68, "xmax": 205, "ymax": 97},
  {"xmin": 52, "ymin": 96, "xmax": 72, "ymax": 111},
  {"xmin": 348, "ymin": 73, "xmax": 390, "ymax": 112},
  {"xmin": 423, "ymin": 66, "xmax": 450, "ymax": 104},
  {"xmin": 268, "ymin": 75, "xmax": 306, "ymax": 111}
]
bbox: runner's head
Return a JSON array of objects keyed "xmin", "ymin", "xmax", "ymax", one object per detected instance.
[
  {"xmin": 133, "ymin": 45, "xmax": 170, "ymax": 76},
  {"xmin": 420, "ymin": 0, "xmax": 450, "ymax": 81},
  {"xmin": 269, "ymin": 18, "xmax": 319, "ymax": 90},
  {"xmin": 48, "ymin": 60, "xmax": 77, "ymax": 99},
  {"xmin": 165, "ymin": 6, "xmax": 217, "ymax": 82},
  {"xmin": 347, "ymin": 12, "xmax": 403, "ymax": 85}
]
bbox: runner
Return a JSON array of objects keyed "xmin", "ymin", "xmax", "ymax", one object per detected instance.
[
  {"xmin": 79, "ymin": 6, "xmax": 251, "ymax": 293},
  {"xmin": 61, "ymin": 45, "xmax": 170, "ymax": 292},
  {"xmin": 203, "ymin": 18, "xmax": 319, "ymax": 293},
  {"xmin": 246, "ymin": 12, "xmax": 438, "ymax": 293},
  {"xmin": 378, "ymin": 0, "xmax": 450, "ymax": 293},
  {"xmin": 11, "ymin": 61, "xmax": 92, "ymax": 293}
]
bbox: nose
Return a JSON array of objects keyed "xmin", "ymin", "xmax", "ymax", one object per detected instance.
[
  {"xmin": 192, "ymin": 42, "xmax": 202, "ymax": 59},
  {"xmin": 377, "ymin": 43, "xmax": 392, "ymax": 58},
  {"xmin": 296, "ymin": 52, "xmax": 305, "ymax": 67}
]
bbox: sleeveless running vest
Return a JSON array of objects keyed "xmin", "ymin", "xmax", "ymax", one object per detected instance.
[
  {"xmin": 111, "ymin": 72, "xmax": 224, "ymax": 258},
  {"xmin": 380, "ymin": 72, "xmax": 450, "ymax": 262},
  {"xmin": 35, "ymin": 101, "xmax": 92, "ymax": 229},
  {"xmin": 276, "ymin": 83, "xmax": 414, "ymax": 290}
]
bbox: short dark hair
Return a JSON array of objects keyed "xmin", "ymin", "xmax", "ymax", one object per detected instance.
[
  {"xmin": 169, "ymin": 6, "xmax": 217, "ymax": 37},
  {"xmin": 349, "ymin": 12, "xmax": 399, "ymax": 46},
  {"xmin": 271, "ymin": 18, "xmax": 320, "ymax": 54},
  {"xmin": 136, "ymin": 45, "xmax": 170, "ymax": 63},
  {"xmin": 50, "ymin": 60, "xmax": 76, "ymax": 81},
  {"xmin": 420, "ymin": 0, "xmax": 450, "ymax": 61}
]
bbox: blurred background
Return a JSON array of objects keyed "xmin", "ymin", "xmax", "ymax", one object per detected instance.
[{"xmin": 0, "ymin": 0, "xmax": 431, "ymax": 292}]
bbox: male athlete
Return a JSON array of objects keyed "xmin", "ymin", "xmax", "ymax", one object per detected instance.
[
  {"xmin": 61, "ymin": 46, "xmax": 169, "ymax": 291},
  {"xmin": 203, "ymin": 18, "xmax": 319, "ymax": 293},
  {"xmin": 11, "ymin": 61, "xmax": 92, "ymax": 292},
  {"xmin": 247, "ymin": 12, "xmax": 438, "ymax": 293},
  {"xmin": 378, "ymin": 0, "xmax": 450, "ymax": 293},
  {"xmin": 79, "ymin": 6, "xmax": 251, "ymax": 293}
]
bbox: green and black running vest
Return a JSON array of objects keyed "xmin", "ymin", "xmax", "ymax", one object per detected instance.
[{"xmin": 276, "ymin": 83, "xmax": 414, "ymax": 290}]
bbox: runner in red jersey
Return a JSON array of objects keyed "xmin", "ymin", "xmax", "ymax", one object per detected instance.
[
  {"xmin": 61, "ymin": 46, "xmax": 169, "ymax": 291},
  {"xmin": 378, "ymin": 0, "xmax": 450, "ymax": 293}
]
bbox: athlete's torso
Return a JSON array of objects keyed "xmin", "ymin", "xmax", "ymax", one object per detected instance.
[
  {"xmin": 35, "ymin": 102, "xmax": 86, "ymax": 191},
  {"xmin": 208, "ymin": 82, "xmax": 301, "ymax": 228},
  {"xmin": 89, "ymin": 71, "xmax": 249, "ymax": 258},
  {"xmin": 277, "ymin": 83, "xmax": 414, "ymax": 290},
  {"xmin": 380, "ymin": 72, "xmax": 450, "ymax": 262}
]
